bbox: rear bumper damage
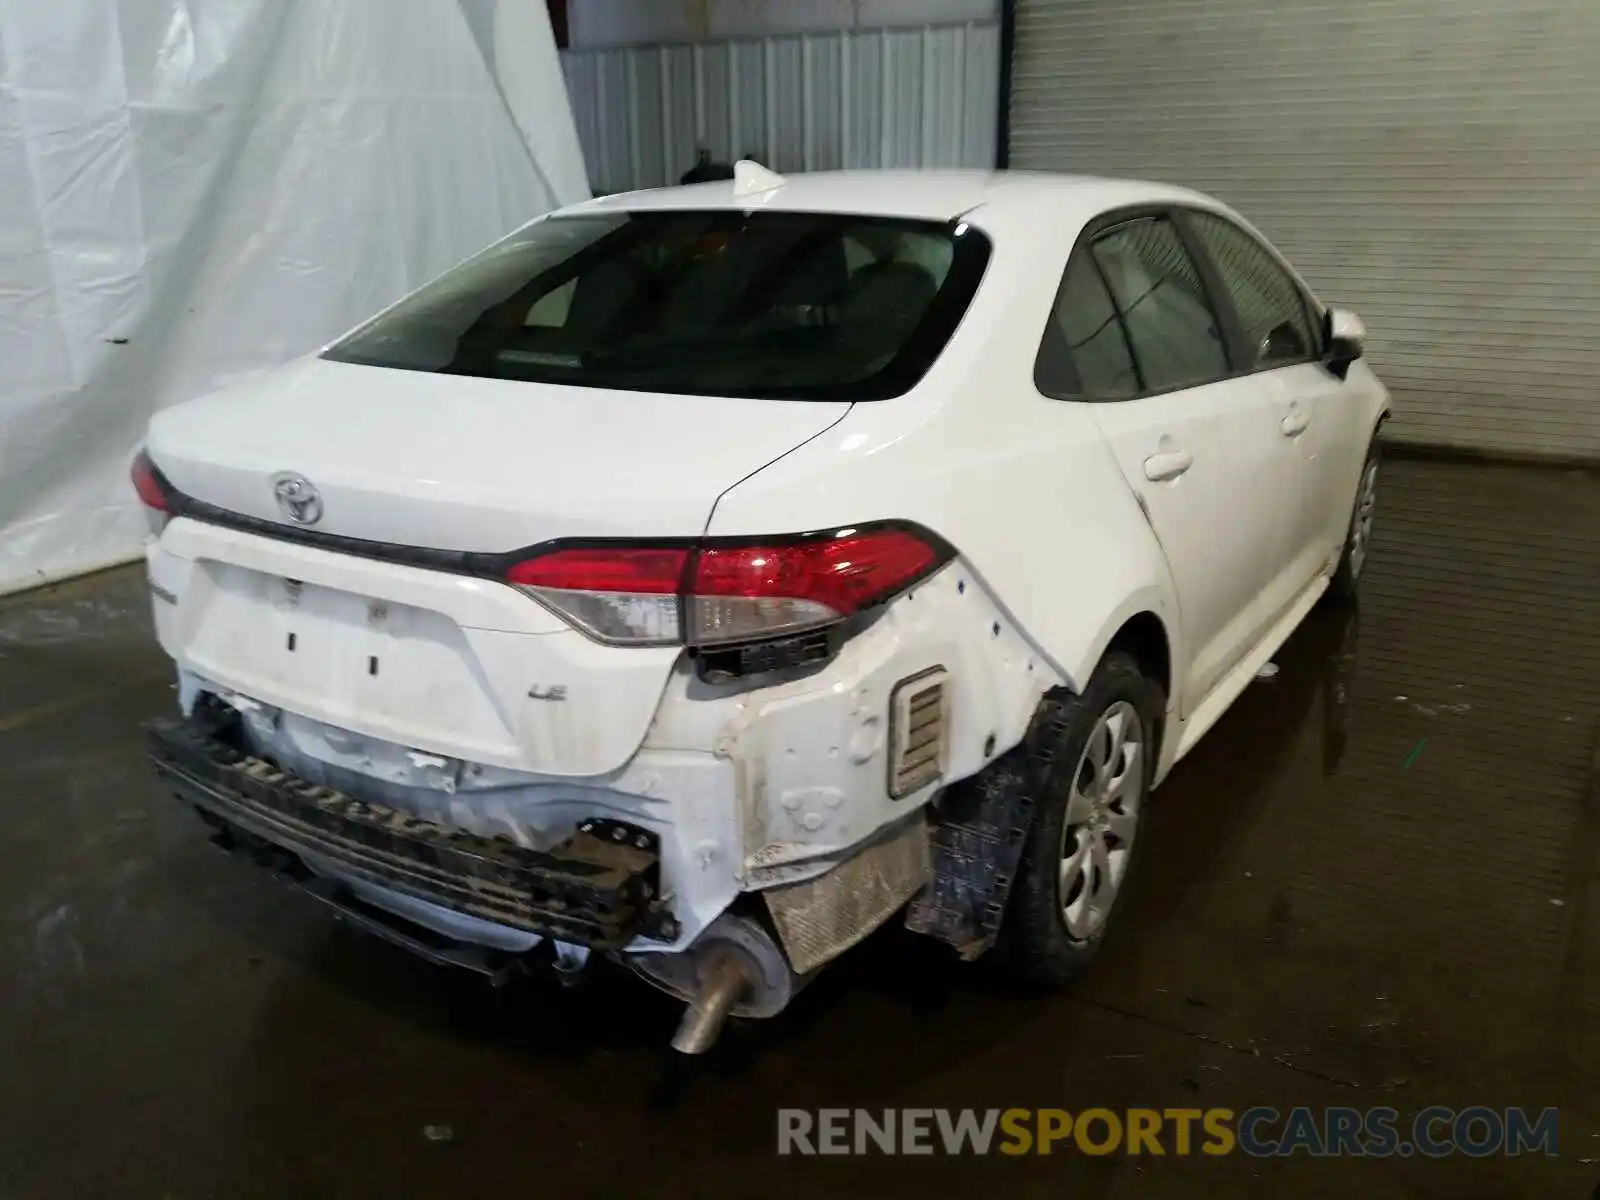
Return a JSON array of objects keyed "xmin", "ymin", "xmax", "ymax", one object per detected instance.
[
  {"xmin": 147, "ymin": 697, "xmax": 934, "ymax": 1052},
  {"xmin": 143, "ymin": 537, "xmax": 1056, "ymax": 1049},
  {"xmin": 148, "ymin": 704, "xmax": 673, "ymax": 951}
]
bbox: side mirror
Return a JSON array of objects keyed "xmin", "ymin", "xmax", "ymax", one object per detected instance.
[{"xmin": 1322, "ymin": 306, "xmax": 1366, "ymax": 380}]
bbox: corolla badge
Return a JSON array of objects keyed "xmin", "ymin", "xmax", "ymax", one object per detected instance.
[{"xmin": 271, "ymin": 473, "xmax": 323, "ymax": 525}]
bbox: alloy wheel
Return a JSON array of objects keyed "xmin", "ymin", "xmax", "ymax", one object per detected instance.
[
  {"xmin": 1058, "ymin": 700, "xmax": 1144, "ymax": 942},
  {"xmin": 1348, "ymin": 460, "xmax": 1379, "ymax": 579}
]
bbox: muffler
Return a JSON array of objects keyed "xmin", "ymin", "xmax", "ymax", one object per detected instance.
[{"xmin": 628, "ymin": 912, "xmax": 803, "ymax": 1054}]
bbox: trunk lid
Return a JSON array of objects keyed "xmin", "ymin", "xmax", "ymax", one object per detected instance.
[
  {"xmin": 145, "ymin": 357, "xmax": 850, "ymax": 777},
  {"xmin": 146, "ymin": 357, "xmax": 851, "ymax": 550}
]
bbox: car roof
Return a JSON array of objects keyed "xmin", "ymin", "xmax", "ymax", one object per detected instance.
[{"xmin": 555, "ymin": 169, "xmax": 1221, "ymax": 234}]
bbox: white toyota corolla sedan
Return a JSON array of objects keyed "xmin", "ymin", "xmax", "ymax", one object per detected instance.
[{"xmin": 135, "ymin": 163, "xmax": 1389, "ymax": 1052}]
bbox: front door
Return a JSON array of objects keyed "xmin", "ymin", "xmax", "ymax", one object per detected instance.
[
  {"xmin": 1045, "ymin": 213, "xmax": 1299, "ymax": 713},
  {"xmin": 1181, "ymin": 209, "xmax": 1356, "ymax": 605}
]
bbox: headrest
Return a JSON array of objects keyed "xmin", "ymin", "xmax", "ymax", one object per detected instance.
[
  {"xmin": 768, "ymin": 235, "xmax": 850, "ymax": 307},
  {"xmin": 842, "ymin": 261, "xmax": 938, "ymax": 320}
]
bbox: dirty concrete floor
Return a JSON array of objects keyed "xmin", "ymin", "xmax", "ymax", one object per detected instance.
[{"xmin": 2, "ymin": 455, "xmax": 1597, "ymax": 1199}]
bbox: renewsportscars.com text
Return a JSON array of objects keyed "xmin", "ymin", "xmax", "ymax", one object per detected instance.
[{"xmin": 777, "ymin": 1106, "xmax": 1560, "ymax": 1158}]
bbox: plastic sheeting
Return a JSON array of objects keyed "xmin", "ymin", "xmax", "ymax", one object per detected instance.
[{"xmin": 0, "ymin": 0, "xmax": 589, "ymax": 595}]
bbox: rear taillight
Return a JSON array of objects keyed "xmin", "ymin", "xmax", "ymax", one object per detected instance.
[
  {"xmin": 131, "ymin": 450, "xmax": 174, "ymax": 534},
  {"xmin": 130, "ymin": 450, "xmax": 171, "ymax": 513},
  {"xmin": 504, "ymin": 524, "xmax": 949, "ymax": 651},
  {"xmin": 507, "ymin": 546, "xmax": 689, "ymax": 646},
  {"xmin": 689, "ymin": 528, "xmax": 941, "ymax": 645}
]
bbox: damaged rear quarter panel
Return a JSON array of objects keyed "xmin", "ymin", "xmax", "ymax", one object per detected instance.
[{"xmin": 644, "ymin": 562, "xmax": 1062, "ymax": 890}]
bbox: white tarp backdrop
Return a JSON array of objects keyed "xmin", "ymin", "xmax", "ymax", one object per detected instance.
[{"xmin": 0, "ymin": 0, "xmax": 589, "ymax": 595}]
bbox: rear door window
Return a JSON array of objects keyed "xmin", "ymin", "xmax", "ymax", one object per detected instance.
[
  {"xmin": 325, "ymin": 212, "xmax": 991, "ymax": 401},
  {"xmin": 1089, "ymin": 217, "xmax": 1231, "ymax": 394}
]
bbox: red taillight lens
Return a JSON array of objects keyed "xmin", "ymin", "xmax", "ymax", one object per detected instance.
[
  {"xmin": 689, "ymin": 528, "xmax": 941, "ymax": 645},
  {"xmin": 505, "ymin": 547, "xmax": 688, "ymax": 593},
  {"xmin": 130, "ymin": 450, "xmax": 171, "ymax": 513},
  {"xmin": 505, "ymin": 526, "xmax": 946, "ymax": 649},
  {"xmin": 507, "ymin": 546, "xmax": 689, "ymax": 646}
]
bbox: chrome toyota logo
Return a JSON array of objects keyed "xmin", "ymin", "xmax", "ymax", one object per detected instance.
[{"xmin": 271, "ymin": 473, "xmax": 323, "ymax": 525}]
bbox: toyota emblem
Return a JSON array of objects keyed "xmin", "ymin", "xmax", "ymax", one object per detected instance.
[{"xmin": 271, "ymin": 473, "xmax": 323, "ymax": 525}]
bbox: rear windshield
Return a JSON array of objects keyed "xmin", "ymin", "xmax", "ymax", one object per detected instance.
[{"xmin": 323, "ymin": 210, "xmax": 991, "ymax": 401}]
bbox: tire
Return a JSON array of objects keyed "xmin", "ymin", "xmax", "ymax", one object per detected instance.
[
  {"xmin": 996, "ymin": 651, "xmax": 1163, "ymax": 988},
  {"xmin": 1328, "ymin": 443, "xmax": 1380, "ymax": 604}
]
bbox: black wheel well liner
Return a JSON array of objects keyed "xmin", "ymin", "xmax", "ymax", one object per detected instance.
[
  {"xmin": 905, "ymin": 630, "xmax": 1168, "ymax": 959},
  {"xmin": 1103, "ymin": 610, "xmax": 1170, "ymax": 703}
]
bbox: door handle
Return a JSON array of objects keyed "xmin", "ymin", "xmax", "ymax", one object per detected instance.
[
  {"xmin": 1143, "ymin": 449, "xmax": 1193, "ymax": 482},
  {"xmin": 1281, "ymin": 408, "xmax": 1310, "ymax": 437}
]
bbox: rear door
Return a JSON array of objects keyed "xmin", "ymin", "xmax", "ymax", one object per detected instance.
[{"xmin": 1038, "ymin": 211, "xmax": 1299, "ymax": 713}]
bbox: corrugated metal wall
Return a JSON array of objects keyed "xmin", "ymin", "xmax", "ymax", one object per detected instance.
[
  {"xmin": 1006, "ymin": 0, "xmax": 1600, "ymax": 461},
  {"xmin": 562, "ymin": 21, "xmax": 1000, "ymax": 195}
]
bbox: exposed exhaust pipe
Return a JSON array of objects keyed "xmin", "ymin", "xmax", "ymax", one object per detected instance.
[
  {"xmin": 629, "ymin": 911, "xmax": 802, "ymax": 1055},
  {"xmin": 670, "ymin": 950, "xmax": 753, "ymax": 1054}
]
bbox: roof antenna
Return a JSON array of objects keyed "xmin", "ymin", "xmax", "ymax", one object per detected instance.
[{"xmin": 733, "ymin": 159, "xmax": 786, "ymax": 198}]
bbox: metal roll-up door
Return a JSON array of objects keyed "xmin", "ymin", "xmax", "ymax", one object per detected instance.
[{"xmin": 1006, "ymin": 0, "xmax": 1600, "ymax": 462}]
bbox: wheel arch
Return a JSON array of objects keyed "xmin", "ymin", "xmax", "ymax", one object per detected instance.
[
  {"xmin": 1074, "ymin": 588, "xmax": 1178, "ymax": 711},
  {"xmin": 1094, "ymin": 606, "xmax": 1174, "ymax": 775},
  {"xmin": 907, "ymin": 618, "xmax": 1171, "ymax": 961},
  {"xmin": 1104, "ymin": 610, "xmax": 1171, "ymax": 706}
]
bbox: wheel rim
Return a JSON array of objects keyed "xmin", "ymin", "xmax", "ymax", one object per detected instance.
[
  {"xmin": 1058, "ymin": 700, "xmax": 1144, "ymax": 942},
  {"xmin": 1348, "ymin": 460, "xmax": 1378, "ymax": 578}
]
